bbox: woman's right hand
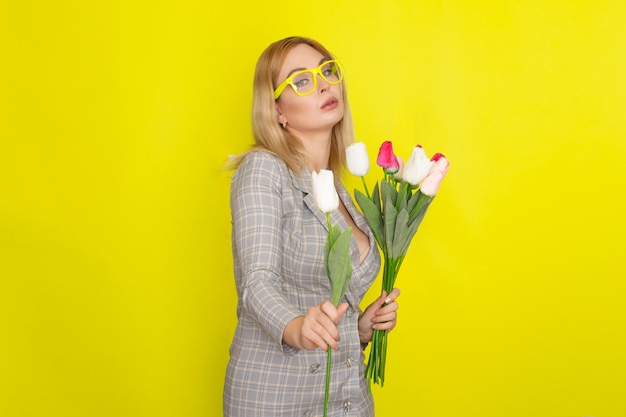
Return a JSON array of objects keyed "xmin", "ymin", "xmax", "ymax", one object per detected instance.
[{"xmin": 283, "ymin": 301, "xmax": 349, "ymax": 351}]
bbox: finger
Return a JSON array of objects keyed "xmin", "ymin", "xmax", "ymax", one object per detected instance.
[
  {"xmin": 374, "ymin": 300, "xmax": 399, "ymax": 317},
  {"xmin": 320, "ymin": 302, "xmax": 348, "ymax": 331},
  {"xmin": 304, "ymin": 306, "xmax": 336, "ymax": 336},
  {"xmin": 310, "ymin": 320, "xmax": 340, "ymax": 350},
  {"xmin": 372, "ymin": 290, "xmax": 388, "ymax": 309},
  {"xmin": 315, "ymin": 305, "xmax": 341, "ymax": 339},
  {"xmin": 322, "ymin": 330, "xmax": 341, "ymax": 351},
  {"xmin": 373, "ymin": 318, "xmax": 397, "ymax": 331},
  {"xmin": 372, "ymin": 310, "xmax": 397, "ymax": 324},
  {"xmin": 317, "ymin": 327, "xmax": 340, "ymax": 350},
  {"xmin": 301, "ymin": 319, "xmax": 336, "ymax": 351},
  {"xmin": 390, "ymin": 287, "xmax": 401, "ymax": 299},
  {"xmin": 320, "ymin": 300, "xmax": 348, "ymax": 323},
  {"xmin": 309, "ymin": 332, "xmax": 329, "ymax": 351},
  {"xmin": 335, "ymin": 303, "xmax": 349, "ymax": 322},
  {"xmin": 384, "ymin": 288, "xmax": 401, "ymax": 304},
  {"xmin": 319, "ymin": 300, "xmax": 338, "ymax": 319}
]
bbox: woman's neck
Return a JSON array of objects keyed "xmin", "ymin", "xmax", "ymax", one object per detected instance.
[{"xmin": 301, "ymin": 132, "xmax": 332, "ymax": 173}]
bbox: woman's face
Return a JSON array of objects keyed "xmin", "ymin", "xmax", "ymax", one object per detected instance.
[{"xmin": 274, "ymin": 44, "xmax": 344, "ymax": 137}]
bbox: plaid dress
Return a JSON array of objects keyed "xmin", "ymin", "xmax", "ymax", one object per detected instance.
[{"xmin": 224, "ymin": 151, "xmax": 381, "ymax": 416}]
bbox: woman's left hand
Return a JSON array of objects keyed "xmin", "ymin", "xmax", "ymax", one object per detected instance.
[{"xmin": 357, "ymin": 288, "xmax": 401, "ymax": 344}]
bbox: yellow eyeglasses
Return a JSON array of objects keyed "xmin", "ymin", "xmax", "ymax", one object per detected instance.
[{"xmin": 274, "ymin": 60, "xmax": 343, "ymax": 100}]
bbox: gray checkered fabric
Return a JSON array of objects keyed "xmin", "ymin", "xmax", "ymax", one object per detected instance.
[{"xmin": 224, "ymin": 151, "xmax": 381, "ymax": 416}]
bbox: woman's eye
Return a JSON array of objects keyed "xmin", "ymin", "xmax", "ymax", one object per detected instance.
[{"xmin": 294, "ymin": 78, "xmax": 309, "ymax": 88}]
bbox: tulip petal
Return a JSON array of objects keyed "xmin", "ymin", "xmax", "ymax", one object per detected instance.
[
  {"xmin": 420, "ymin": 156, "xmax": 450, "ymax": 196},
  {"xmin": 402, "ymin": 145, "xmax": 433, "ymax": 185},
  {"xmin": 392, "ymin": 156, "xmax": 404, "ymax": 181},
  {"xmin": 346, "ymin": 142, "xmax": 370, "ymax": 177},
  {"xmin": 376, "ymin": 141, "xmax": 400, "ymax": 173},
  {"xmin": 311, "ymin": 170, "xmax": 339, "ymax": 213}
]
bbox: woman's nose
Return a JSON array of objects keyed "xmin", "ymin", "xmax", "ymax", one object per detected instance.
[{"xmin": 317, "ymin": 74, "xmax": 329, "ymax": 93}]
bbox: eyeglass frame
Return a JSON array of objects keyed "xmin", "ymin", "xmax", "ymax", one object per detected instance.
[{"xmin": 273, "ymin": 59, "xmax": 343, "ymax": 100}]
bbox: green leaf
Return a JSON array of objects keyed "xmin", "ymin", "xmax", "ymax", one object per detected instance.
[
  {"xmin": 408, "ymin": 192, "xmax": 435, "ymax": 229},
  {"xmin": 394, "ymin": 193, "xmax": 436, "ymax": 256},
  {"xmin": 372, "ymin": 182, "xmax": 381, "ymax": 213},
  {"xmin": 396, "ymin": 214, "xmax": 421, "ymax": 256},
  {"xmin": 383, "ymin": 195, "xmax": 397, "ymax": 258},
  {"xmin": 392, "ymin": 209, "xmax": 411, "ymax": 257},
  {"xmin": 381, "ymin": 180, "xmax": 397, "ymax": 208},
  {"xmin": 397, "ymin": 182, "xmax": 410, "ymax": 212},
  {"xmin": 406, "ymin": 187, "xmax": 422, "ymax": 215},
  {"xmin": 355, "ymin": 189, "xmax": 384, "ymax": 249},
  {"xmin": 327, "ymin": 227, "xmax": 353, "ymax": 306}
]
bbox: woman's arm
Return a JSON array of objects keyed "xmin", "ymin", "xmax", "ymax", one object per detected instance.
[{"xmin": 231, "ymin": 153, "xmax": 302, "ymax": 351}]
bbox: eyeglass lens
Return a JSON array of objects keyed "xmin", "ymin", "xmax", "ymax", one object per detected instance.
[{"xmin": 292, "ymin": 61, "xmax": 342, "ymax": 95}]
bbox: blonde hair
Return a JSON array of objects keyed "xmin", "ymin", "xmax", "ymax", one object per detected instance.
[{"xmin": 225, "ymin": 36, "xmax": 355, "ymax": 176}]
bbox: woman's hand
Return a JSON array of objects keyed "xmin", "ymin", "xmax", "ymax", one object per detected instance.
[
  {"xmin": 358, "ymin": 288, "xmax": 400, "ymax": 344},
  {"xmin": 283, "ymin": 301, "xmax": 349, "ymax": 351}
]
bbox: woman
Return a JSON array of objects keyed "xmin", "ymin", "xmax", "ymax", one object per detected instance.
[{"xmin": 224, "ymin": 36, "xmax": 400, "ymax": 417}]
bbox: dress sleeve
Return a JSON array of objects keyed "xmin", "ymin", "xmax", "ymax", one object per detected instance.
[{"xmin": 230, "ymin": 152, "xmax": 303, "ymax": 353}]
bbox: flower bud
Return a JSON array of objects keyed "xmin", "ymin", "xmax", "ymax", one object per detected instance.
[
  {"xmin": 376, "ymin": 141, "xmax": 400, "ymax": 174},
  {"xmin": 420, "ymin": 154, "xmax": 450, "ymax": 196},
  {"xmin": 346, "ymin": 142, "xmax": 370, "ymax": 177},
  {"xmin": 311, "ymin": 169, "xmax": 340, "ymax": 213},
  {"xmin": 402, "ymin": 145, "xmax": 433, "ymax": 186},
  {"xmin": 392, "ymin": 156, "xmax": 404, "ymax": 181}
]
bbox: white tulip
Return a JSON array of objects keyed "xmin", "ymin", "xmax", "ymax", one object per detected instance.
[
  {"xmin": 345, "ymin": 142, "xmax": 370, "ymax": 177},
  {"xmin": 402, "ymin": 145, "xmax": 433, "ymax": 186},
  {"xmin": 311, "ymin": 169, "xmax": 340, "ymax": 213}
]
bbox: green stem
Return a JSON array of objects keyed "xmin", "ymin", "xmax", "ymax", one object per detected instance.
[
  {"xmin": 395, "ymin": 182, "xmax": 409, "ymax": 212},
  {"xmin": 408, "ymin": 192, "xmax": 434, "ymax": 224},
  {"xmin": 361, "ymin": 176, "xmax": 371, "ymax": 199},
  {"xmin": 366, "ymin": 253, "xmax": 403, "ymax": 387},
  {"xmin": 326, "ymin": 213, "xmax": 333, "ymax": 246},
  {"xmin": 381, "ymin": 258, "xmax": 388, "ymax": 293},
  {"xmin": 380, "ymin": 330, "xmax": 388, "ymax": 387},
  {"xmin": 324, "ymin": 346, "xmax": 332, "ymax": 417}
]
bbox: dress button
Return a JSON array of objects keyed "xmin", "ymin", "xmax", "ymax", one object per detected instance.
[
  {"xmin": 343, "ymin": 401, "xmax": 352, "ymax": 412},
  {"xmin": 346, "ymin": 307, "xmax": 355, "ymax": 317},
  {"xmin": 302, "ymin": 410, "xmax": 313, "ymax": 417},
  {"xmin": 345, "ymin": 357, "xmax": 355, "ymax": 368},
  {"xmin": 309, "ymin": 363, "xmax": 321, "ymax": 374}
]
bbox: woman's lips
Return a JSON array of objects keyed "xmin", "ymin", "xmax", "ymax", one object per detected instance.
[{"xmin": 321, "ymin": 97, "xmax": 338, "ymax": 110}]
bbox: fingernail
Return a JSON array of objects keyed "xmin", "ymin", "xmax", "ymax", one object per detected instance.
[{"xmin": 385, "ymin": 297, "xmax": 392, "ymax": 304}]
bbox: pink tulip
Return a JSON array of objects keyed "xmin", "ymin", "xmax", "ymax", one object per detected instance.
[
  {"xmin": 376, "ymin": 141, "xmax": 400, "ymax": 174},
  {"xmin": 419, "ymin": 154, "xmax": 450, "ymax": 196}
]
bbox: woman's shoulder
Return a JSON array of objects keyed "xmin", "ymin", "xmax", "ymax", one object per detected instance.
[{"xmin": 233, "ymin": 150, "xmax": 289, "ymax": 182}]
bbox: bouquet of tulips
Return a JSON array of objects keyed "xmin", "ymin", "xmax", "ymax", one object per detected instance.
[
  {"xmin": 311, "ymin": 169, "xmax": 353, "ymax": 417},
  {"xmin": 346, "ymin": 141, "xmax": 450, "ymax": 387}
]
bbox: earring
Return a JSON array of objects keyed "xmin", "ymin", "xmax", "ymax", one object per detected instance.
[{"xmin": 281, "ymin": 121, "xmax": 287, "ymax": 129}]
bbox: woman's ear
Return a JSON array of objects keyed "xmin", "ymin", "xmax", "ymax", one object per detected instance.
[{"xmin": 275, "ymin": 105, "xmax": 286, "ymax": 126}]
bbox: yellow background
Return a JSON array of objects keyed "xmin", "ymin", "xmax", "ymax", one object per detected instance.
[{"xmin": 1, "ymin": 1, "xmax": 625, "ymax": 416}]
